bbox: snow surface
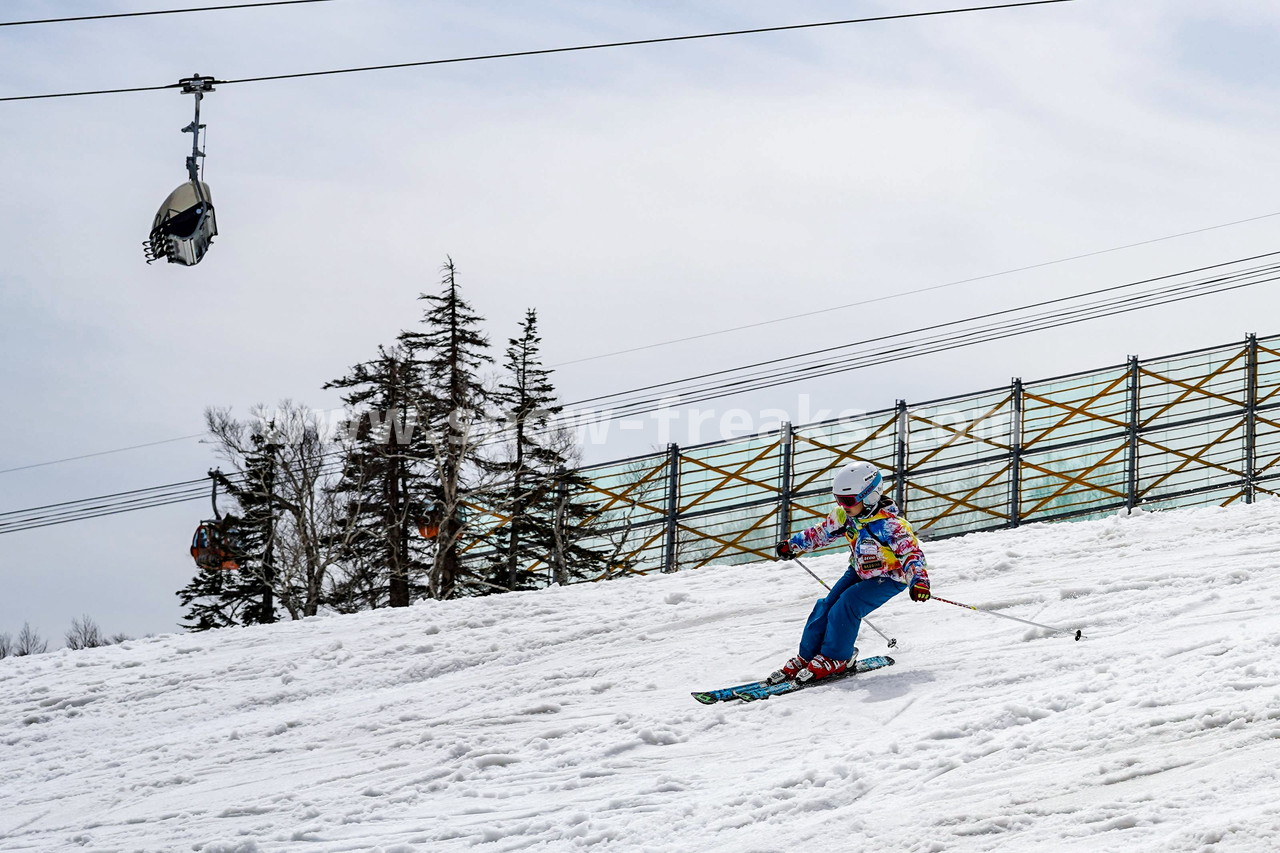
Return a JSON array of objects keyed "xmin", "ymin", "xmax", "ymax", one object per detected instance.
[{"xmin": 4, "ymin": 502, "xmax": 1280, "ymax": 853}]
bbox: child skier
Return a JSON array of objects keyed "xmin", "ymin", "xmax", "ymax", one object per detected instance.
[{"xmin": 771, "ymin": 461, "xmax": 930, "ymax": 684}]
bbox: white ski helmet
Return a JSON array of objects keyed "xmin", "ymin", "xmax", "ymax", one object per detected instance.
[{"xmin": 832, "ymin": 461, "xmax": 883, "ymax": 507}]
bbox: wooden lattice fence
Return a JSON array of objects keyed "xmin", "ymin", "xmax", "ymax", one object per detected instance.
[{"xmin": 465, "ymin": 333, "xmax": 1280, "ymax": 579}]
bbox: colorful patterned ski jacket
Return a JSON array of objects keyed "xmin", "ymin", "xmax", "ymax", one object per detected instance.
[{"xmin": 785, "ymin": 497, "xmax": 928, "ymax": 586}]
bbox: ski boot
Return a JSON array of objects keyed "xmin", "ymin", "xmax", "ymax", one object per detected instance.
[
  {"xmin": 767, "ymin": 655, "xmax": 808, "ymax": 685},
  {"xmin": 795, "ymin": 652, "xmax": 852, "ymax": 684}
]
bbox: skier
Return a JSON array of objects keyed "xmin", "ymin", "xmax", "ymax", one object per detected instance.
[{"xmin": 771, "ymin": 461, "xmax": 930, "ymax": 684}]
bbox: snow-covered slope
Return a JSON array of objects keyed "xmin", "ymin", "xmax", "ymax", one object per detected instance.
[{"xmin": 5, "ymin": 502, "xmax": 1280, "ymax": 853}]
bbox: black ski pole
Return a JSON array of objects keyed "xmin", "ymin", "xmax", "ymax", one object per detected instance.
[
  {"xmin": 932, "ymin": 594, "xmax": 1083, "ymax": 640},
  {"xmin": 790, "ymin": 556, "xmax": 897, "ymax": 649}
]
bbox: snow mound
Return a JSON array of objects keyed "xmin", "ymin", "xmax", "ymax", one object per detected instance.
[{"xmin": 4, "ymin": 501, "xmax": 1280, "ymax": 852}]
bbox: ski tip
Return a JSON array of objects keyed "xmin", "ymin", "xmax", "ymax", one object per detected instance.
[{"xmin": 691, "ymin": 692, "xmax": 717, "ymax": 705}]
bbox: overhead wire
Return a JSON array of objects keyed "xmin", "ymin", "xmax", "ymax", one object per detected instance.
[
  {"xmin": 0, "ymin": 478, "xmax": 213, "ymax": 534},
  {"xmin": 0, "ymin": 477, "xmax": 210, "ymax": 520},
  {"xmin": 631, "ymin": 266, "xmax": 1279, "ymax": 410},
  {"xmin": 0, "ymin": 0, "xmax": 339, "ymax": 28},
  {"xmin": 509, "ymin": 257, "xmax": 1280, "ymax": 433},
  {"xmin": 0, "ymin": 1, "xmax": 1076, "ymax": 102},
  {"xmin": 553, "ymin": 209, "xmax": 1280, "ymax": 367},
  {"xmin": 542, "ymin": 276, "xmax": 1274, "ymax": 429},
  {"xmin": 0, "ymin": 433, "xmax": 206, "ymax": 475},
  {"xmin": 216, "ymin": 1, "xmax": 1076, "ymax": 86},
  {"xmin": 562, "ymin": 252, "xmax": 1280, "ymax": 411},
  {"xmin": 1, "ymin": 488, "xmax": 211, "ymax": 532}
]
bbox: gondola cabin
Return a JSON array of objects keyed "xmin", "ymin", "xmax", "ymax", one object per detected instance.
[
  {"xmin": 190, "ymin": 518, "xmax": 240, "ymax": 571},
  {"xmin": 144, "ymin": 180, "xmax": 217, "ymax": 266}
]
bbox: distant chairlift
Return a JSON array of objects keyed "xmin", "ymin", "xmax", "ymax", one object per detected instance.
[
  {"xmin": 145, "ymin": 75, "xmax": 219, "ymax": 266},
  {"xmin": 415, "ymin": 501, "xmax": 442, "ymax": 540},
  {"xmin": 190, "ymin": 470, "xmax": 241, "ymax": 571}
]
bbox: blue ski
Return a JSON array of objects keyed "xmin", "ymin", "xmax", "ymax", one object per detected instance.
[
  {"xmin": 692, "ymin": 656, "xmax": 895, "ymax": 705},
  {"xmin": 691, "ymin": 678, "xmax": 772, "ymax": 705}
]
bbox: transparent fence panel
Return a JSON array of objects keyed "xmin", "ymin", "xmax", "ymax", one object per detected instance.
[
  {"xmin": 908, "ymin": 460, "xmax": 1011, "ymax": 539},
  {"xmin": 676, "ymin": 433, "xmax": 784, "ymax": 565},
  {"xmin": 574, "ymin": 452, "xmax": 672, "ymax": 574},
  {"xmin": 1252, "ymin": 336, "xmax": 1280, "ymax": 491},
  {"xmin": 1139, "ymin": 343, "xmax": 1248, "ymax": 430},
  {"xmin": 1023, "ymin": 367, "xmax": 1129, "ymax": 450},
  {"xmin": 677, "ymin": 503, "xmax": 781, "ymax": 567},
  {"xmin": 678, "ymin": 434, "xmax": 782, "ymax": 517},
  {"xmin": 1256, "ymin": 478, "xmax": 1280, "ymax": 500},
  {"xmin": 1138, "ymin": 414, "xmax": 1246, "ymax": 502},
  {"xmin": 1020, "ymin": 439, "xmax": 1128, "ymax": 522},
  {"xmin": 790, "ymin": 410, "xmax": 898, "ymax": 498},
  {"xmin": 907, "ymin": 390, "xmax": 1013, "ymax": 473},
  {"xmin": 579, "ymin": 456, "xmax": 669, "ymax": 523}
]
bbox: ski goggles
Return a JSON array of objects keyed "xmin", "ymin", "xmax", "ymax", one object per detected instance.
[{"xmin": 834, "ymin": 472, "xmax": 882, "ymax": 508}]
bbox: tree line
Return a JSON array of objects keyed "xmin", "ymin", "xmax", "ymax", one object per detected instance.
[
  {"xmin": 0, "ymin": 617, "xmax": 131, "ymax": 659},
  {"xmin": 178, "ymin": 259, "xmax": 620, "ymax": 631}
]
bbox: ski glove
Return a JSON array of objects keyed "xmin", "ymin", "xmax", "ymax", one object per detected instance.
[
  {"xmin": 776, "ymin": 540, "xmax": 797, "ymax": 560},
  {"xmin": 909, "ymin": 570, "xmax": 931, "ymax": 602}
]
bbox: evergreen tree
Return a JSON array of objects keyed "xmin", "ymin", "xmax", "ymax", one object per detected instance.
[
  {"xmin": 400, "ymin": 257, "xmax": 495, "ymax": 599},
  {"xmin": 487, "ymin": 309, "xmax": 612, "ymax": 589},
  {"xmin": 325, "ymin": 345, "xmax": 433, "ymax": 608},
  {"xmin": 214, "ymin": 436, "xmax": 279, "ymax": 625},
  {"xmin": 177, "ymin": 566, "xmax": 237, "ymax": 631}
]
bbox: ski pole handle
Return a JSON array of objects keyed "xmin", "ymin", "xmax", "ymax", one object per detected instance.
[{"xmin": 932, "ymin": 594, "xmax": 1083, "ymax": 640}]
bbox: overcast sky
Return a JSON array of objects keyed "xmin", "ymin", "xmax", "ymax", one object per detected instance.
[{"xmin": 2, "ymin": 0, "xmax": 1279, "ymax": 641}]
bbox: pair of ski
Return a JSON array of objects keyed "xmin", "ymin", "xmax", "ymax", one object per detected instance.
[{"xmin": 691, "ymin": 655, "xmax": 895, "ymax": 704}]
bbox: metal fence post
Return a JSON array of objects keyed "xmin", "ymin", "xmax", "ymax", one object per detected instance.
[
  {"xmin": 1010, "ymin": 377, "xmax": 1023, "ymax": 528},
  {"xmin": 778, "ymin": 421, "xmax": 793, "ymax": 542},
  {"xmin": 663, "ymin": 442, "xmax": 681, "ymax": 572},
  {"xmin": 1126, "ymin": 355, "xmax": 1140, "ymax": 510},
  {"xmin": 894, "ymin": 400, "xmax": 909, "ymax": 511},
  {"xmin": 1246, "ymin": 333, "xmax": 1258, "ymax": 504}
]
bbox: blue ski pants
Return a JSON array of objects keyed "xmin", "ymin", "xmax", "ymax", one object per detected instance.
[{"xmin": 799, "ymin": 572, "xmax": 906, "ymax": 662}]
